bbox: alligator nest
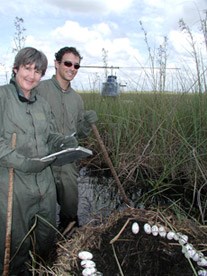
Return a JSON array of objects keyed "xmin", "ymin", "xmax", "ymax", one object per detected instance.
[{"xmin": 50, "ymin": 208, "xmax": 207, "ymax": 276}]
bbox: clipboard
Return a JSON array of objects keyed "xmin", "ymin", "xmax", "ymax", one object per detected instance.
[{"xmin": 40, "ymin": 146, "xmax": 93, "ymax": 166}]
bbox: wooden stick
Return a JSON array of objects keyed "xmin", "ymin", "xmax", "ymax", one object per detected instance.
[
  {"xmin": 110, "ymin": 218, "xmax": 132, "ymax": 244},
  {"xmin": 3, "ymin": 133, "xmax": 16, "ymax": 276},
  {"xmin": 91, "ymin": 124, "xmax": 131, "ymax": 206}
]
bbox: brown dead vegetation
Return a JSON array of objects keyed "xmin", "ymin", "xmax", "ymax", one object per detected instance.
[{"xmin": 47, "ymin": 207, "xmax": 207, "ymax": 276}]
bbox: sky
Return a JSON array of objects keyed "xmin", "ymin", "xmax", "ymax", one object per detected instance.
[{"xmin": 0, "ymin": 0, "xmax": 206, "ymax": 91}]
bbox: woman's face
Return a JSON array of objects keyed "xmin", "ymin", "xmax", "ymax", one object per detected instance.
[{"xmin": 14, "ymin": 63, "xmax": 42, "ymax": 97}]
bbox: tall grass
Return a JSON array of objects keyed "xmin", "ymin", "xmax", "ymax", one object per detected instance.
[{"xmin": 80, "ymin": 92, "xmax": 207, "ymax": 224}]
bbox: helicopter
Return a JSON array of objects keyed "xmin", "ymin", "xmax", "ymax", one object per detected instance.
[
  {"xmin": 81, "ymin": 65, "xmax": 122, "ymax": 97},
  {"xmin": 101, "ymin": 74, "xmax": 120, "ymax": 97},
  {"xmin": 81, "ymin": 65, "xmax": 181, "ymax": 96}
]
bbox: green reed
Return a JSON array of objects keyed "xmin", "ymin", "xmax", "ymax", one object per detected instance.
[{"xmin": 80, "ymin": 92, "xmax": 207, "ymax": 223}]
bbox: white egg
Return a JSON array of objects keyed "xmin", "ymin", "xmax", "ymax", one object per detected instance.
[
  {"xmin": 198, "ymin": 269, "xmax": 207, "ymax": 276},
  {"xmin": 181, "ymin": 243, "xmax": 188, "ymax": 253},
  {"xmin": 178, "ymin": 234, "xmax": 188, "ymax": 245},
  {"xmin": 185, "ymin": 243, "xmax": 193, "ymax": 251},
  {"xmin": 198, "ymin": 257, "xmax": 207, "ymax": 267},
  {"xmin": 194, "ymin": 252, "xmax": 205, "ymax": 263},
  {"xmin": 192, "ymin": 252, "xmax": 200, "ymax": 262},
  {"xmin": 144, "ymin": 223, "xmax": 152, "ymax": 234},
  {"xmin": 184, "ymin": 248, "xmax": 196, "ymax": 259},
  {"xmin": 189, "ymin": 249, "xmax": 196, "ymax": 258},
  {"xmin": 199, "ymin": 252, "xmax": 205, "ymax": 258},
  {"xmin": 182, "ymin": 243, "xmax": 196, "ymax": 259},
  {"xmin": 132, "ymin": 222, "xmax": 139, "ymax": 234},
  {"xmin": 82, "ymin": 267, "xmax": 97, "ymax": 276},
  {"xmin": 151, "ymin": 225, "xmax": 159, "ymax": 236},
  {"xmin": 167, "ymin": 231, "xmax": 175, "ymax": 240},
  {"xmin": 78, "ymin": 251, "xmax": 93, "ymax": 260},
  {"xmin": 173, "ymin": 233, "xmax": 179, "ymax": 241},
  {"xmin": 184, "ymin": 251, "xmax": 191, "ymax": 259},
  {"xmin": 182, "ymin": 246, "xmax": 186, "ymax": 254},
  {"xmin": 158, "ymin": 226, "xmax": 166, "ymax": 238},
  {"xmin": 81, "ymin": 259, "xmax": 96, "ymax": 268}
]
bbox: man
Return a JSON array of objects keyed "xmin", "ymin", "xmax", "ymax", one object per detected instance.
[{"xmin": 37, "ymin": 46, "xmax": 98, "ymax": 229}]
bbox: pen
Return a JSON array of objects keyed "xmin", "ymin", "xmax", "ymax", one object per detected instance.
[{"xmin": 69, "ymin": 132, "xmax": 76, "ymax": 137}]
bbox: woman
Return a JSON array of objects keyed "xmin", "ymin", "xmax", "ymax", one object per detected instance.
[{"xmin": 0, "ymin": 47, "xmax": 78, "ymax": 275}]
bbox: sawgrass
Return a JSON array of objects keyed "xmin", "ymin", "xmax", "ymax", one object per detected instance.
[{"xmin": 80, "ymin": 91, "xmax": 207, "ymax": 224}]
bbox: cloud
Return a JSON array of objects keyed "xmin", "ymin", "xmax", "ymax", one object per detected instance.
[
  {"xmin": 49, "ymin": 20, "xmax": 142, "ymax": 66},
  {"xmin": 50, "ymin": 20, "xmax": 115, "ymax": 44},
  {"xmin": 45, "ymin": 0, "xmax": 134, "ymax": 14},
  {"xmin": 140, "ymin": 0, "xmax": 206, "ymax": 35},
  {"xmin": 169, "ymin": 29, "xmax": 206, "ymax": 56}
]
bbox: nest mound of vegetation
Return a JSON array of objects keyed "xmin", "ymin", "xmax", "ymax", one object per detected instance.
[{"xmin": 51, "ymin": 208, "xmax": 207, "ymax": 276}]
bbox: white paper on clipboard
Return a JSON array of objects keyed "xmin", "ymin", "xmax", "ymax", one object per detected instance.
[{"xmin": 40, "ymin": 146, "xmax": 93, "ymax": 166}]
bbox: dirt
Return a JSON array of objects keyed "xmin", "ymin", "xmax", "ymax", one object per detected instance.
[{"xmin": 49, "ymin": 208, "xmax": 207, "ymax": 276}]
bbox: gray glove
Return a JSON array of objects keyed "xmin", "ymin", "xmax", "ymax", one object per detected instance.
[
  {"xmin": 21, "ymin": 157, "xmax": 55, "ymax": 173},
  {"xmin": 59, "ymin": 136, "xmax": 78, "ymax": 150},
  {"xmin": 0, "ymin": 151, "xmax": 55, "ymax": 173},
  {"xmin": 84, "ymin": 110, "xmax": 98, "ymax": 125}
]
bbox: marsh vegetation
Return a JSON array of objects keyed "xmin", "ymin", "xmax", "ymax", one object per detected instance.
[{"xmin": 81, "ymin": 92, "xmax": 207, "ymax": 225}]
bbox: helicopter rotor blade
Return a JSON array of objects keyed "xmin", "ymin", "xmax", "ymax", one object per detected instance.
[
  {"xmin": 80, "ymin": 65, "xmax": 180, "ymax": 70},
  {"xmin": 81, "ymin": 65, "xmax": 120, "ymax": 69}
]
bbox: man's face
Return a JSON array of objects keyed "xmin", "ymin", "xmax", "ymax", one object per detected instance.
[{"xmin": 55, "ymin": 52, "xmax": 80, "ymax": 82}]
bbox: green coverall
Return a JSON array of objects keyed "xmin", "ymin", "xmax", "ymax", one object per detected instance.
[
  {"xmin": 37, "ymin": 76, "xmax": 92, "ymax": 221},
  {"xmin": 0, "ymin": 80, "xmax": 65, "ymax": 275}
]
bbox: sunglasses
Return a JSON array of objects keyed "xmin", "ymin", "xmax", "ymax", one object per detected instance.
[{"xmin": 62, "ymin": 61, "xmax": 80, "ymax": 70}]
